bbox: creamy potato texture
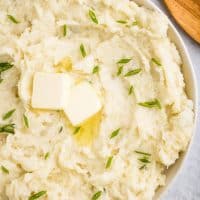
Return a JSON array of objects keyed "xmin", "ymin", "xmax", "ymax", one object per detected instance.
[{"xmin": 0, "ymin": 0, "xmax": 194, "ymax": 200}]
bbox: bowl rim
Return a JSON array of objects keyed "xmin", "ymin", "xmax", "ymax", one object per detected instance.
[{"xmin": 132, "ymin": 0, "xmax": 198, "ymax": 199}]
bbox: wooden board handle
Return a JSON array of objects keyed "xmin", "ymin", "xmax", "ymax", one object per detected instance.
[{"xmin": 164, "ymin": 0, "xmax": 200, "ymax": 44}]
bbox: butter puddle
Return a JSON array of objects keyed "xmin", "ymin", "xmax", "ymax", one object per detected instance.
[
  {"xmin": 55, "ymin": 57, "xmax": 72, "ymax": 72},
  {"xmin": 55, "ymin": 57, "xmax": 102, "ymax": 146},
  {"xmin": 73, "ymin": 111, "xmax": 102, "ymax": 146}
]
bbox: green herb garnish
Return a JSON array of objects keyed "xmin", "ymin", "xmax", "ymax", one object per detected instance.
[
  {"xmin": 116, "ymin": 20, "xmax": 127, "ymax": 24},
  {"xmin": 106, "ymin": 156, "xmax": 113, "ymax": 169},
  {"xmin": 88, "ymin": 9, "xmax": 98, "ymax": 24},
  {"xmin": 2, "ymin": 109, "xmax": 16, "ymax": 120},
  {"xmin": 151, "ymin": 58, "xmax": 162, "ymax": 66},
  {"xmin": 7, "ymin": 15, "xmax": 20, "ymax": 24},
  {"xmin": 0, "ymin": 62, "xmax": 13, "ymax": 73},
  {"xmin": 117, "ymin": 66, "xmax": 124, "ymax": 76},
  {"xmin": 59, "ymin": 126, "xmax": 63, "ymax": 133},
  {"xmin": 135, "ymin": 151, "xmax": 151, "ymax": 156},
  {"xmin": 91, "ymin": 191, "xmax": 102, "ymax": 200},
  {"xmin": 92, "ymin": 66, "xmax": 100, "ymax": 74},
  {"xmin": 139, "ymin": 164, "xmax": 146, "ymax": 170},
  {"xmin": 1, "ymin": 166, "xmax": 9, "ymax": 174},
  {"xmin": 138, "ymin": 157, "xmax": 151, "ymax": 164},
  {"xmin": 44, "ymin": 152, "xmax": 50, "ymax": 160},
  {"xmin": 0, "ymin": 62, "xmax": 13, "ymax": 84},
  {"xmin": 80, "ymin": 44, "xmax": 87, "ymax": 58},
  {"xmin": 124, "ymin": 68, "xmax": 142, "ymax": 77},
  {"xmin": 132, "ymin": 21, "xmax": 138, "ymax": 26},
  {"xmin": 74, "ymin": 126, "xmax": 81, "ymax": 135},
  {"xmin": 128, "ymin": 86, "xmax": 134, "ymax": 95},
  {"xmin": 0, "ymin": 123, "xmax": 15, "ymax": 134},
  {"xmin": 110, "ymin": 128, "xmax": 120, "ymax": 139},
  {"xmin": 23, "ymin": 114, "xmax": 29, "ymax": 128},
  {"xmin": 28, "ymin": 191, "xmax": 47, "ymax": 200},
  {"xmin": 138, "ymin": 99, "xmax": 161, "ymax": 109},
  {"xmin": 136, "ymin": 151, "xmax": 151, "ymax": 169},
  {"xmin": 117, "ymin": 58, "xmax": 132, "ymax": 64},
  {"xmin": 63, "ymin": 24, "xmax": 67, "ymax": 36}
]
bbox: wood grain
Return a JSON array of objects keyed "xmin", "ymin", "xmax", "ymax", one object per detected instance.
[{"xmin": 164, "ymin": 0, "xmax": 200, "ymax": 44}]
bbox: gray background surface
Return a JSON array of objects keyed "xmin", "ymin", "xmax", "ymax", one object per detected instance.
[{"xmin": 150, "ymin": 1, "xmax": 200, "ymax": 200}]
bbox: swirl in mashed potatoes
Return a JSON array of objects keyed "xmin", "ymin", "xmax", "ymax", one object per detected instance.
[{"xmin": 0, "ymin": 0, "xmax": 194, "ymax": 199}]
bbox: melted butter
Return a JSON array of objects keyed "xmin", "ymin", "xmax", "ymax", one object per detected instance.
[
  {"xmin": 53, "ymin": 57, "xmax": 103, "ymax": 146},
  {"xmin": 55, "ymin": 57, "xmax": 89, "ymax": 81},
  {"xmin": 74, "ymin": 111, "xmax": 102, "ymax": 146},
  {"xmin": 55, "ymin": 57, "xmax": 72, "ymax": 72}
]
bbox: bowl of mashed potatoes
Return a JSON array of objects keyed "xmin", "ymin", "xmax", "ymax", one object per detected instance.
[{"xmin": 0, "ymin": 0, "xmax": 197, "ymax": 200}]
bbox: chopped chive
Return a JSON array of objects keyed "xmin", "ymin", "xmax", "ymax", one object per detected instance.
[
  {"xmin": 135, "ymin": 151, "xmax": 151, "ymax": 156},
  {"xmin": 132, "ymin": 21, "xmax": 138, "ymax": 26},
  {"xmin": 1, "ymin": 166, "xmax": 9, "ymax": 174},
  {"xmin": 117, "ymin": 66, "xmax": 124, "ymax": 76},
  {"xmin": 73, "ymin": 126, "xmax": 81, "ymax": 135},
  {"xmin": 128, "ymin": 86, "xmax": 134, "ymax": 95},
  {"xmin": 23, "ymin": 114, "xmax": 29, "ymax": 128},
  {"xmin": 2, "ymin": 109, "xmax": 16, "ymax": 120},
  {"xmin": 124, "ymin": 68, "xmax": 142, "ymax": 77},
  {"xmin": 58, "ymin": 126, "xmax": 63, "ymax": 133},
  {"xmin": 138, "ymin": 157, "xmax": 151, "ymax": 164},
  {"xmin": 151, "ymin": 58, "xmax": 162, "ymax": 66},
  {"xmin": 117, "ymin": 58, "xmax": 132, "ymax": 64},
  {"xmin": 116, "ymin": 20, "xmax": 127, "ymax": 24},
  {"xmin": 138, "ymin": 99, "xmax": 161, "ymax": 109},
  {"xmin": 105, "ymin": 156, "xmax": 113, "ymax": 169},
  {"xmin": 44, "ymin": 152, "xmax": 50, "ymax": 160},
  {"xmin": 7, "ymin": 15, "xmax": 20, "ymax": 24},
  {"xmin": 91, "ymin": 191, "xmax": 102, "ymax": 200},
  {"xmin": 63, "ymin": 24, "xmax": 67, "ymax": 36},
  {"xmin": 92, "ymin": 65, "xmax": 100, "ymax": 74},
  {"xmin": 0, "ymin": 62, "xmax": 13, "ymax": 73},
  {"xmin": 139, "ymin": 164, "xmax": 146, "ymax": 170},
  {"xmin": 88, "ymin": 9, "xmax": 98, "ymax": 24},
  {"xmin": 0, "ymin": 123, "xmax": 15, "ymax": 134},
  {"xmin": 80, "ymin": 44, "xmax": 87, "ymax": 58},
  {"xmin": 28, "ymin": 191, "xmax": 47, "ymax": 200},
  {"xmin": 110, "ymin": 128, "xmax": 120, "ymax": 139}
]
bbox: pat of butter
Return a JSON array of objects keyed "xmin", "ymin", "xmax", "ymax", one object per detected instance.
[
  {"xmin": 31, "ymin": 72, "xmax": 72, "ymax": 110},
  {"xmin": 64, "ymin": 82, "xmax": 102, "ymax": 126}
]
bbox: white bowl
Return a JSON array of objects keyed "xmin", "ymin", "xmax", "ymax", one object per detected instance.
[{"xmin": 132, "ymin": 0, "xmax": 198, "ymax": 199}]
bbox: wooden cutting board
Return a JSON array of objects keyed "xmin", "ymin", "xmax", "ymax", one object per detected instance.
[{"xmin": 164, "ymin": 0, "xmax": 200, "ymax": 44}]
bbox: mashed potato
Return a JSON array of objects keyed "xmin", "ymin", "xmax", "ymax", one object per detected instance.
[{"xmin": 0, "ymin": 0, "xmax": 194, "ymax": 199}]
